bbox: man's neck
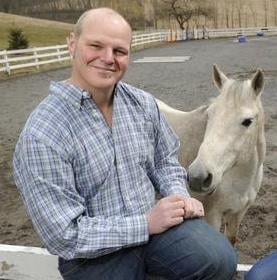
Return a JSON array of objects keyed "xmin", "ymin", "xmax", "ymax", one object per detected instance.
[
  {"xmin": 67, "ymin": 77, "xmax": 115, "ymax": 128},
  {"xmin": 90, "ymin": 87, "xmax": 114, "ymax": 109},
  {"xmin": 91, "ymin": 88, "xmax": 114, "ymax": 128}
]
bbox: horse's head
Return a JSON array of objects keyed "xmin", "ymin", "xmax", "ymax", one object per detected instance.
[{"xmin": 188, "ymin": 65, "xmax": 265, "ymax": 195}]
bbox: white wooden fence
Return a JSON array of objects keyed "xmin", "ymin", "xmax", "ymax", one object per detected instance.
[
  {"xmin": 0, "ymin": 32, "xmax": 169, "ymax": 76},
  {"xmin": 0, "ymin": 244, "xmax": 252, "ymax": 280},
  {"xmin": 205, "ymin": 26, "xmax": 277, "ymax": 39},
  {"xmin": 1, "ymin": 27, "xmax": 277, "ymax": 75}
]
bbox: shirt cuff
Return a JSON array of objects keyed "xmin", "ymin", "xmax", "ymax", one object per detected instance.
[{"xmin": 125, "ymin": 214, "xmax": 149, "ymax": 245}]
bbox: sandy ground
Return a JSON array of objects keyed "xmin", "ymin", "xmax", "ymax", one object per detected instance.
[{"xmin": 0, "ymin": 37, "xmax": 276, "ymax": 273}]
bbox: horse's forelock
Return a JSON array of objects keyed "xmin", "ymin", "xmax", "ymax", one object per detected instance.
[{"xmin": 221, "ymin": 79, "xmax": 258, "ymax": 107}]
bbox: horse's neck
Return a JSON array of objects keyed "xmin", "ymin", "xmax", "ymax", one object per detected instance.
[
  {"xmin": 157, "ymin": 99, "xmax": 208, "ymax": 167},
  {"xmin": 165, "ymin": 109, "xmax": 207, "ymax": 167}
]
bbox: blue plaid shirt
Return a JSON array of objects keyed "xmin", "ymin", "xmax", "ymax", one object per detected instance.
[{"xmin": 13, "ymin": 81, "xmax": 189, "ymax": 260}]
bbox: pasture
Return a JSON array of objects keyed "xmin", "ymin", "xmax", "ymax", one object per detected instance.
[
  {"xmin": 0, "ymin": 12, "xmax": 72, "ymax": 49},
  {"xmin": 0, "ymin": 36, "xmax": 276, "ymax": 269}
]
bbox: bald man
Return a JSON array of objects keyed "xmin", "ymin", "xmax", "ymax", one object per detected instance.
[{"xmin": 14, "ymin": 8, "xmax": 237, "ymax": 280}]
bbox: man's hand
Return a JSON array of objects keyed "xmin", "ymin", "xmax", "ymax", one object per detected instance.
[
  {"xmin": 146, "ymin": 195, "xmax": 204, "ymax": 235},
  {"xmin": 182, "ymin": 197, "xmax": 204, "ymax": 219}
]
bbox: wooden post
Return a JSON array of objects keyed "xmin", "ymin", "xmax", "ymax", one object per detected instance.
[
  {"xmin": 3, "ymin": 49, "xmax": 11, "ymax": 75},
  {"xmin": 33, "ymin": 48, "xmax": 40, "ymax": 70}
]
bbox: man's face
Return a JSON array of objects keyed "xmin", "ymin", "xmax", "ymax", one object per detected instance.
[{"xmin": 69, "ymin": 15, "xmax": 131, "ymax": 92}]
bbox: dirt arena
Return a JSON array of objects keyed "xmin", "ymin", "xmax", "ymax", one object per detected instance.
[{"xmin": 0, "ymin": 37, "xmax": 276, "ymax": 272}]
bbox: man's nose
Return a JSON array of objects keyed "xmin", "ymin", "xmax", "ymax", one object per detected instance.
[{"xmin": 101, "ymin": 48, "xmax": 114, "ymax": 64}]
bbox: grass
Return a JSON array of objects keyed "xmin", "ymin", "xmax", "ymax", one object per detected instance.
[
  {"xmin": 0, "ymin": 12, "xmax": 73, "ymax": 49},
  {"xmin": 0, "ymin": 12, "xmax": 73, "ymax": 79},
  {"xmin": 0, "ymin": 12, "xmax": 165, "ymax": 80}
]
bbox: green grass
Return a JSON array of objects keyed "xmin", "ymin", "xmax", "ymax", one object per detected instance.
[
  {"xmin": 0, "ymin": 12, "xmax": 165, "ymax": 79},
  {"xmin": 0, "ymin": 12, "xmax": 73, "ymax": 49}
]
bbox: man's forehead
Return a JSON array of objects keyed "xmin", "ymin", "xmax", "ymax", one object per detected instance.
[
  {"xmin": 83, "ymin": 9, "xmax": 131, "ymax": 31},
  {"xmin": 81, "ymin": 16, "xmax": 132, "ymax": 44}
]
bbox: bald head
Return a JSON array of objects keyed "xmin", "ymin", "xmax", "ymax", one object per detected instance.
[{"xmin": 74, "ymin": 8, "xmax": 132, "ymax": 38}]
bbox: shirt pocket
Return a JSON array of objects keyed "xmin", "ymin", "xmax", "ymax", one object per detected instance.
[{"xmin": 133, "ymin": 120, "xmax": 155, "ymax": 167}]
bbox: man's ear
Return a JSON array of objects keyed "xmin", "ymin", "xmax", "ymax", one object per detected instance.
[{"xmin": 68, "ymin": 32, "xmax": 77, "ymax": 58}]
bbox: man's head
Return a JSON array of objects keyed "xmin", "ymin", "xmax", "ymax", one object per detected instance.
[{"xmin": 68, "ymin": 8, "xmax": 132, "ymax": 92}]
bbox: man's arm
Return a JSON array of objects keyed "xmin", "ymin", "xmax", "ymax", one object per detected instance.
[
  {"xmin": 149, "ymin": 102, "xmax": 189, "ymax": 197},
  {"xmin": 146, "ymin": 101, "xmax": 204, "ymax": 234},
  {"xmin": 13, "ymin": 135, "xmax": 149, "ymax": 259}
]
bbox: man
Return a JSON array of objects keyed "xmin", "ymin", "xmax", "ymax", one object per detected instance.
[
  {"xmin": 245, "ymin": 252, "xmax": 277, "ymax": 279},
  {"xmin": 13, "ymin": 8, "xmax": 237, "ymax": 280}
]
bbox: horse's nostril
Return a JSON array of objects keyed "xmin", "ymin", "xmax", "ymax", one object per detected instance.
[{"xmin": 203, "ymin": 173, "xmax": 212, "ymax": 188}]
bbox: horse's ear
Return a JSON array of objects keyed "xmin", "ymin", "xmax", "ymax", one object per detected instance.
[
  {"xmin": 251, "ymin": 69, "xmax": 264, "ymax": 96},
  {"xmin": 213, "ymin": 64, "xmax": 228, "ymax": 91}
]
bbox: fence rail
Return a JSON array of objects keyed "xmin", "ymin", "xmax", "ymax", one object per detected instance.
[
  {"xmin": 1, "ymin": 27, "xmax": 277, "ymax": 75},
  {"xmin": 0, "ymin": 244, "xmax": 252, "ymax": 280},
  {"xmin": 0, "ymin": 45, "xmax": 70, "ymax": 75}
]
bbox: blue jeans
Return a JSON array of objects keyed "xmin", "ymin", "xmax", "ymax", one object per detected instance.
[
  {"xmin": 244, "ymin": 251, "xmax": 277, "ymax": 280},
  {"xmin": 58, "ymin": 219, "xmax": 237, "ymax": 280}
]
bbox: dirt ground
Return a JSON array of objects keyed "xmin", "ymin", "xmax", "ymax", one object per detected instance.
[{"xmin": 0, "ymin": 37, "xmax": 276, "ymax": 271}]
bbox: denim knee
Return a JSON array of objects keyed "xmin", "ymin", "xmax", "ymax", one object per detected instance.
[
  {"xmin": 146, "ymin": 219, "xmax": 237, "ymax": 280},
  {"xmin": 188, "ymin": 220, "xmax": 237, "ymax": 280},
  {"xmin": 205, "ymin": 240, "xmax": 237, "ymax": 280}
]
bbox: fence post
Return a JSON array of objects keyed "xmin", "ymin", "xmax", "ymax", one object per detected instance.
[
  {"xmin": 33, "ymin": 48, "xmax": 39, "ymax": 70},
  {"xmin": 3, "ymin": 50, "xmax": 11, "ymax": 75},
  {"xmin": 56, "ymin": 46, "xmax": 61, "ymax": 62}
]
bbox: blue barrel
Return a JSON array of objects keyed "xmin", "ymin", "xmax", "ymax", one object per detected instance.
[{"xmin": 238, "ymin": 35, "xmax": 246, "ymax": 43}]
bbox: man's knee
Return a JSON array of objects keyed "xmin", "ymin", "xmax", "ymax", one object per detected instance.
[
  {"xmin": 182, "ymin": 219, "xmax": 237, "ymax": 279},
  {"xmin": 193, "ymin": 219, "xmax": 237, "ymax": 279},
  {"xmin": 205, "ymin": 242, "xmax": 237, "ymax": 279},
  {"xmin": 146, "ymin": 219, "xmax": 237, "ymax": 279}
]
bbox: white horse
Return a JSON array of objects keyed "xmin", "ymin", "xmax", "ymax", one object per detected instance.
[
  {"xmin": 158, "ymin": 65, "xmax": 266, "ymax": 244},
  {"xmin": 156, "ymin": 99, "xmax": 207, "ymax": 167}
]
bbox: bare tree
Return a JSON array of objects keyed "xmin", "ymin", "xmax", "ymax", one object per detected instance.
[
  {"xmin": 223, "ymin": 0, "xmax": 229, "ymax": 28},
  {"xmin": 210, "ymin": 0, "xmax": 218, "ymax": 28},
  {"xmin": 249, "ymin": 1, "xmax": 258, "ymax": 27},
  {"xmin": 263, "ymin": 0, "xmax": 269, "ymax": 26},
  {"xmin": 163, "ymin": 0, "xmax": 214, "ymax": 30},
  {"xmin": 235, "ymin": 0, "xmax": 245, "ymax": 28},
  {"xmin": 273, "ymin": 0, "xmax": 277, "ymax": 25},
  {"xmin": 142, "ymin": 0, "xmax": 155, "ymax": 28},
  {"xmin": 3, "ymin": 0, "xmax": 277, "ymax": 29},
  {"xmin": 0, "ymin": 0, "xmax": 14, "ymax": 13}
]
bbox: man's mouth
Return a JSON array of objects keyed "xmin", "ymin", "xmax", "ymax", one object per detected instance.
[{"xmin": 90, "ymin": 65, "xmax": 116, "ymax": 72}]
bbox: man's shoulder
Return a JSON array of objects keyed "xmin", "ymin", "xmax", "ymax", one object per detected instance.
[
  {"xmin": 119, "ymin": 82, "xmax": 152, "ymax": 99},
  {"xmin": 118, "ymin": 82, "xmax": 158, "ymax": 113},
  {"xmin": 20, "ymin": 89, "xmax": 73, "ymax": 144}
]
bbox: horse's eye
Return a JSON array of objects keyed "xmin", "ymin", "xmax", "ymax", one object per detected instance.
[{"xmin": 241, "ymin": 118, "xmax": 253, "ymax": 127}]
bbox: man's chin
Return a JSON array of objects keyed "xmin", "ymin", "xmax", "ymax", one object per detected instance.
[{"xmin": 89, "ymin": 78, "xmax": 117, "ymax": 90}]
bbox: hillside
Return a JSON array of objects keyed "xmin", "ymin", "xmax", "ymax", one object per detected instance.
[{"xmin": 0, "ymin": 12, "xmax": 73, "ymax": 49}]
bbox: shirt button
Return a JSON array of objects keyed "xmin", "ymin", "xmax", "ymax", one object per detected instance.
[{"xmin": 125, "ymin": 195, "xmax": 131, "ymax": 204}]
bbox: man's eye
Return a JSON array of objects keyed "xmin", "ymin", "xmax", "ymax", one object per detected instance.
[
  {"xmin": 114, "ymin": 49, "xmax": 127, "ymax": 56},
  {"xmin": 90, "ymin": 44, "xmax": 101, "ymax": 48}
]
